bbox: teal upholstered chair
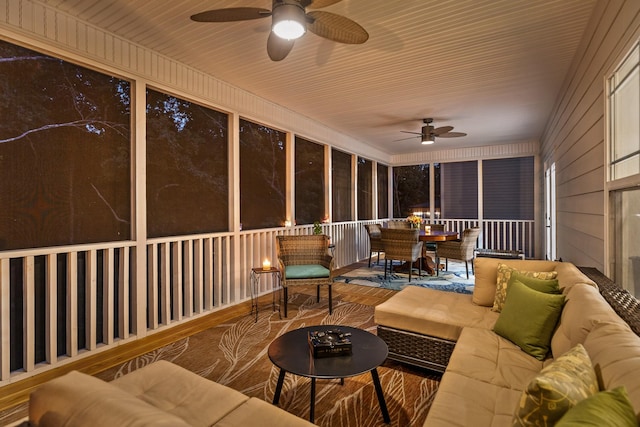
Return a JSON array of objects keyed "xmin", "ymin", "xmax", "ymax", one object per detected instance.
[{"xmin": 276, "ymin": 234, "xmax": 334, "ymax": 317}]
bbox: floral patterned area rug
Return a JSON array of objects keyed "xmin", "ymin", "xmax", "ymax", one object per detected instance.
[
  {"xmin": 94, "ymin": 293, "xmax": 441, "ymax": 427},
  {"xmin": 334, "ymin": 259, "xmax": 475, "ymax": 294}
]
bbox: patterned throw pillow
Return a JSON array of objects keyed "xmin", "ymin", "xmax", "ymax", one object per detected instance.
[
  {"xmin": 513, "ymin": 344, "xmax": 599, "ymax": 426},
  {"xmin": 492, "ymin": 264, "xmax": 559, "ymax": 312}
]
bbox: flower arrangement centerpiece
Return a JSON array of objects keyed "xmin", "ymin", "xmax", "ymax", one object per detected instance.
[{"xmin": 406, "ymin": 215, "xmax": 422, "ymax": 229}]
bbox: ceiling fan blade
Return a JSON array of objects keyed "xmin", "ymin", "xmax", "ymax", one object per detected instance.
[
  {"xmin": 306, "ymin": 11, "xmax": 369, "ymax": 44},
  {"xmin": 267, "ymin": 32, "xmax": 295, "ymax": 61},
  {"xmin": 400, "ymin": 131, "xmax": 422, "ymax": 135},
  {"xmin": 432, "ymin": 126, "xmax": 453, "ymax": 135},
  {"xmin": 307, "ymin": 0, "xmax": 343, "ymax": 8},
  {"xmin": 393, "ymin": 136, "xmax": 419, "ymax": 142},
  {"xmin": 437, "ymin": 132, "xmax": 467, "ymax": 138},
  {"xmin": 190, "ymin": 7, "xmax": 270, "ymax": 22}
]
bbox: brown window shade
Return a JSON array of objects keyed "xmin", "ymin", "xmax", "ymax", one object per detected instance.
[{"xmin": 483, "ymin": 157, "xmax": 534, "ymax": 220}]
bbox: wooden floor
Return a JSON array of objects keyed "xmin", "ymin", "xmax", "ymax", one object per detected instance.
[{"xmin": 0, "ymin": 260, "xmax": 395, "ymax": 414}]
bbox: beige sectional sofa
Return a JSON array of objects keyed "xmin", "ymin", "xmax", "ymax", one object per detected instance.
[
  {"xmin": 375, "ymin": 258, "xmax": 640, "ymax": 426},
  {"xmin": 28, "ymin": 360, "xmax": 315, "ymax": 427}
]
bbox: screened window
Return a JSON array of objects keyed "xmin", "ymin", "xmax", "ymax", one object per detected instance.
[
  {"xmin": 0, "ymin": 40, "xmax": 131, "ymax": 250},
  {"xmin": 607, "ymin": 40, "xmax": 640, "ymax": 298},
  {"xmin": 377, "ymin": 163, "xmax": 389, "ymax": 218},
  {"xmin": 483, "ymin": 157, "xmax": 534, "ymax": 220},
  {"xmin": 240, "ymin": 119, "xmax": 286, "ymax": 230},
  {"xmin": 146, "ymin": 89, "xmax": 229, "ymax": 237},
  {"xmin": 332, "ymin": 149, "xmax": 352, "ymax": 222},
  {"xmin": 295, "ymin": 137, "xmax": 325, "ymax": 225},
  {"xmin": 393, "ymin": 164, "xmax": 429, "ymax": 218},
  {"xmin": 440, "ymin": 161, "xmax": 478, "ymax": 219},
  {"xmin": 609, "ymin": 42, "xmax": 640, "ymax": 180},
  {"xmin": 357, "ymin": 157, "xmax": 373, "ymax": 220}
]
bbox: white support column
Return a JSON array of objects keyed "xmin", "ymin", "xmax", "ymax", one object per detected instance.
[
  {"xmin": 132, "ymin": 81, "xmax": 148, "ymax": 337},
  {"xmin": 372, "ymin": 161, "xmax": 378, "ymax": 220},
  {"xmin": 429, "ymin": 163, "xmax": 436, "ymax": 221},
  {"xmin": 325, "ymin": 145, "xmax": 332, "ymax": 222},
  {"xmin": 229, "ymin": 114, "xmax": 241, "ymax": 305},
  {"xmin": 287, "ymin": 132, "xmax": 295, "ymax": 224},
  {"xmin": 351, "ymin": 154, "xmax": 357, "ymax": 221}
]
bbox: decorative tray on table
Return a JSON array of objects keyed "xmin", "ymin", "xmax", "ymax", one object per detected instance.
[{"xmin": 308, "ymin": 329, "xmax": 352, "ymax": 358}]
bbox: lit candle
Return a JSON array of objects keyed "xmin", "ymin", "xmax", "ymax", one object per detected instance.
[
  {"xmin": 262, "ymin": 259, "xmax": 271, "ymax": 270},
  {"xmin": 425, "ymin": 225, "xmax": 431, "ymax": 234},
  {"xmin": 284, "ymin": 220, "xmax": 292, "ymax": 227}
]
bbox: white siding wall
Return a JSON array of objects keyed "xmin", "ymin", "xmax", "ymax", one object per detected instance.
[{"xmin": 540, "ymin": 0, "xmax": 640, "ymax": 271}]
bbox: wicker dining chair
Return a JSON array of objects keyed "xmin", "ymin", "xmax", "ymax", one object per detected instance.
[
  {"xmin": 436, "ymin": 227, "xmax": 481, "ymax": 278},
  {"xmin": 387, "ymin": 220, "xmax": 411, "ymax": 229},
  {"xmin": 380, "ymin": 228, "xmax": 423, "ymax": 282},
  {"xmin": 364, "ymin": 224, "xmax": 385, "ymax": 267},
  {"xmin": 276, "ymin": 234, "xmax": 334, "ymax": 317}
]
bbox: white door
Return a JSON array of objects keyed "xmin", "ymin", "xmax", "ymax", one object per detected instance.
[{"xmin": 545, "ymin": 163, "xmax": 557, "ymax": 261}]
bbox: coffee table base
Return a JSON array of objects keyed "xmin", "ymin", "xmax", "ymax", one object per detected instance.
[{"xmin": 272, "ymin": 367, "xmax": 390, "ymax": 424}]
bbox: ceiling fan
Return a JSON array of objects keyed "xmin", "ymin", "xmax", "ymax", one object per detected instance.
[
  {"xmin": 398, "ymin": 118, "xmax": 467, "ymax": 145},
  {"xmin": 190, "ymin": 0, "xmax": 369, "ymax": 61}
]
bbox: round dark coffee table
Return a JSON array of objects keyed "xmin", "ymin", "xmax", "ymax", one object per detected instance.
[{"xmin": 268, "ymin": 325, "xmax": 390, "ymax": 424}]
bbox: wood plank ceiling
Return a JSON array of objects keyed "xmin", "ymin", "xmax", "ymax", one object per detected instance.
[{"xmin": 38, "ymin": 0, "xmax": 597, "ymax": 155}]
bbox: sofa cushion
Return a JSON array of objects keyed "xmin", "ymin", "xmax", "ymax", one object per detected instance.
[
  {"xmin": 216, "ymin": 397, "xmax": 316, "ymax": 427},
  {"xmin": 374, "ymin": 286, "xmax": 498, "ymax": 342},
  {"xmin": 112, "ymin": 360, "xmax": 250, "ymax": 426},
  {"xmin": 284, "ymin": 264, "xmax": 330, "ymax": 279},
  {"xmin": 424, "ymin": 370, "xmax": 524, "ymax": 427},
  {"xmin": 555, "ymin": 386, "xmax": 637, "ymax": 427},
  {"xmin": 513, "ymin": 344, "xmax": 598, "ymax": 426},
  {"xmin": 493, "ymin": 280, "xmax": 565, "ymax": 360},
  {"xmin": 551, "ymin": 283, "xmax": 626, "ymax": 358},
  {"xmin": 445, "ymin": 327, "xmax": 546, "ymax": 390},
  {"xmin": 29, "ymin": 370, "xmax": 191, "ymax": 427},
  {"xmin": 581, "ymin": 320, "xmax": 640, "ymax": 419},
  {"xmin": 473, "ymin": 258, "xmax": 560, "ymax": 306},
  {"xmin": 493, "ymin": 264, "xmax": 559, "ymax": 312}
]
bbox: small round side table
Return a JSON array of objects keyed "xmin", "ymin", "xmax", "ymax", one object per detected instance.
[{"xmin": 249, "ymin": 267, "xmax": 282, "ymax": 322}]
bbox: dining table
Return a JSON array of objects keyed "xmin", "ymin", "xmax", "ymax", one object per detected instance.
[
  {"xmin": 388, "ymin": 227, "xmax": 459, "ymax": 276},
  {"xmin": 419, "ymin": 229, "xmax": 458, "ymax": 242},
  {"xmin": 418, "ymin": 229, "xmax": 459, "ymax": 275}
]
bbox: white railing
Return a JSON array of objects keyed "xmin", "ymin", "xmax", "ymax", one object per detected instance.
[
  {"xmin": 0, "ymin": 218, "xmax": 534, "ymax": 385},
  {"xmin": 425, "ymin": 219, "xmax": 535, "ymax": 257}
]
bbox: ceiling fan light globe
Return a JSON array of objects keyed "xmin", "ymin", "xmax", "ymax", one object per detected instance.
[
  {"xmin": 421, "ymin": 134, "xmax": 435, "ymax": 144},
  {"xmin": 272, "ymin": 3, "xmax": 306, "ymax": 40},
  {"xmin": 273, "ymin": 20, "xmax": 305, "ymax": 39}
]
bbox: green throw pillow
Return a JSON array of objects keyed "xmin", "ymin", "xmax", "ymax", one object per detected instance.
[
  {"xmin": 492, "ymin": 264, "xmax": 558, "ymax": 312},
  {"xmin": 555, "ymin": 387, "xmax": 637, "ymax": 427},
  {"xmin": 509, "ymin": 272, "xmax": 561, "ymax": 295},
  {"xmin": 493, "ymin": 279, "xmax": 565, "ymax": 360},
  {"xmin": 513, "ymin": 344, "xmax": 599, "ymax": 426}
]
